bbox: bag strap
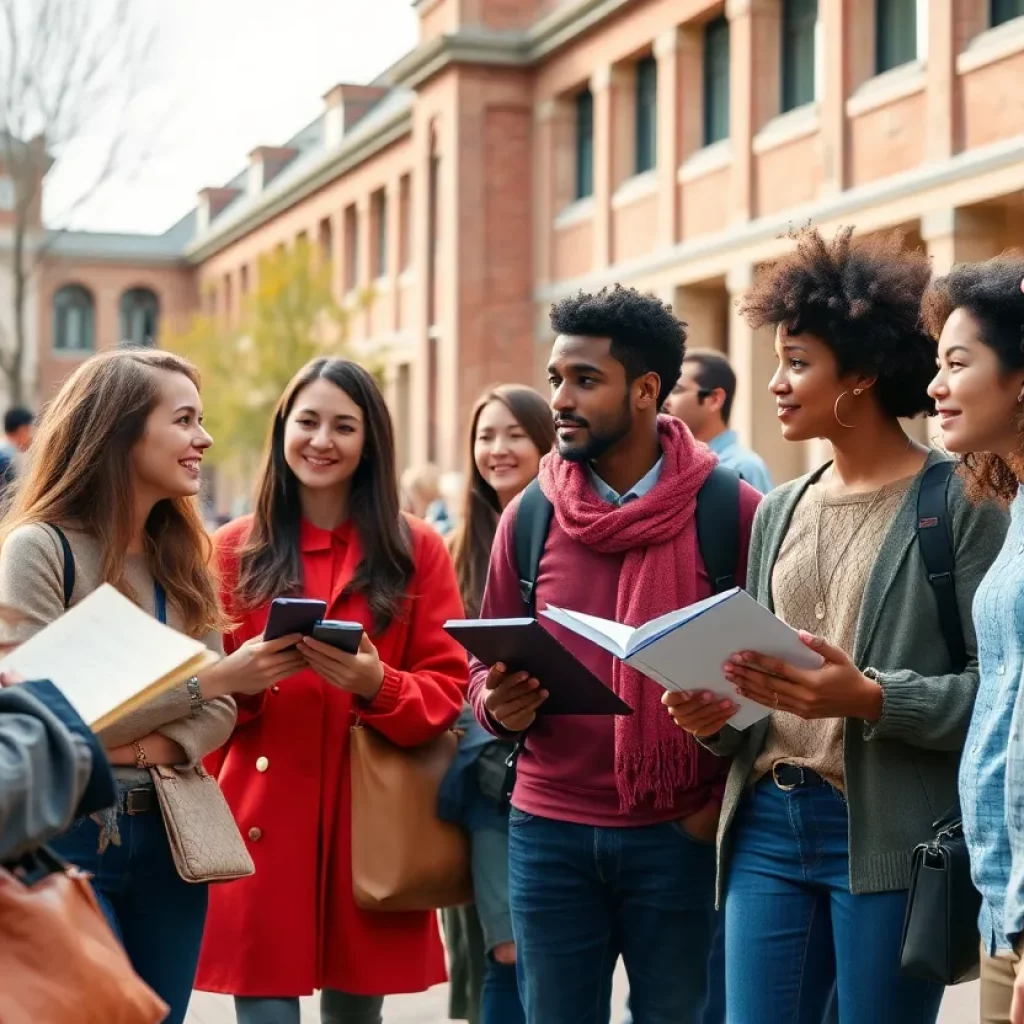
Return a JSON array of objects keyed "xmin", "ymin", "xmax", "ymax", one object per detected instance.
[
  {"xmin": 47, "ymin": 524, "xmax": 75, "ymax": 610},
  {"xmin": 916, "ymin": 461, "xmax": 967, "ymax": 674},
  {"xmin": 514, "ymin": 478, "xmax": 553, "ymax": 618},
  {"xmin": 696, "ymin": 465, "xmax": 741, "ymax": 594}
]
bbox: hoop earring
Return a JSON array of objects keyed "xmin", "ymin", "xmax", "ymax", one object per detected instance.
[{"xmin": 834, "ymin": 390, "xmax": 857, "ymax": 429}]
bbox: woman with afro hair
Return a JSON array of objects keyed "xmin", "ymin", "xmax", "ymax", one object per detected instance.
[
  {"xmin": 664, "ymin": 226, "xmax": 1008, "ymax": 1023},
  {"xmin": 926, "ymin": 253, "xmax": 1024, "ymax": 1024}
]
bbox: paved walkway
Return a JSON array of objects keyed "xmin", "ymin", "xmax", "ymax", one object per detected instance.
[{"xmin": 187, "ymin": 968, "xmax": 980, "ymax": 1023}]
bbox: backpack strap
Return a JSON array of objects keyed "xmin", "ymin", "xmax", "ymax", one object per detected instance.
[
  {"xmin": 916, "ymin": 461, "xmax": 967, "ymax": 673},
  {"xmin": 514, "ymin": 478, "xmax": 554, "ymax": 617},
  {"xmin": 47, "ymin": 524, "xmax": 75, "ymax": 610},
  {"xmin": 696, "ymin": 465, "xmax": 742, "ymax": 594}
]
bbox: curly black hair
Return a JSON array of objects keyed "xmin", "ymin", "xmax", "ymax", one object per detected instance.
[
  {"xmin": 740, "ymin": 226, "xmax": 936, "ymax": 419},
  {"xmin": 922, "ymin": 251, "xmax": 1024, "ymax": 506},
  {"xmin": 549, "ymin": 285, "xmax": 686, "ymax": 407}
]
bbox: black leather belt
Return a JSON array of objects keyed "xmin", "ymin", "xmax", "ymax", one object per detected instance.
[
  {"xmin": 771, "ymin": 763, "xmax": 827, "ymax": 791},
  {"xmin": 124, "ymin": 787, "xmax": 157, "ymax": 815}
]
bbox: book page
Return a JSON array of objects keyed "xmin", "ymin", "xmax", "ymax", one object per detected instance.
[
  {"xmin": 628, "ymin": 588, "xmax": 738, "ymax": 653},
  {"xmin": 0, "ymin": 584, "xmax": 214, "ymax": 730},
  {"xmin": 540, "ymin": 606, "xmax": 633, "ymax": 658}
]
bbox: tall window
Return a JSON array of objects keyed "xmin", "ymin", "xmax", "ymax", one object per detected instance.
[
  {"xmin": 781, "ymin": 0, "xmax": 818, "ymax": 113},
  {"xmin": 52, "ymin": 285, "xmax": 95, "ymax": 352},
  {"xmin": 635, "ymin": 56, "xmax": 657, "ymax": 174},
  {"xmin": 574, "ymin": 88, "xmax": 594, "ymax": 200},
  {"xmin": 119, "ymin": 288, "xmax": 159, "ymax": 347},
  {"xmin": 875, "ymin": 0, "xmax": 917, "ymax": 72},
  {"xmin": 703, "ymin": 16, "xmax": 731, "ymax": 146},
  {"xmin": 344, "ymin": 204, "xmax": 359, "ymax": 291},
  {"xmin": 992, "ymin": 0, "xmax": 1024, "ymax": 26},
  {"xmin": 373, "ymin": 190, "xmax": 388, "ymax": 278},
  {"xmin": 399, "ymin": 174, "xmax": 412, "ymax": 269},
  {"xmin": 427, "ymin": 155, "xmax": 440, "ymax": 327}
]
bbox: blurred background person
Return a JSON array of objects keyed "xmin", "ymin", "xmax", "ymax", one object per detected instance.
[
  {"xmin": 402, "ymin": 462, "xmax": 453, "ymax": 536},
  {"xmin": 662, "ymin": 350, "xmax": 772, "ymax": 493}
]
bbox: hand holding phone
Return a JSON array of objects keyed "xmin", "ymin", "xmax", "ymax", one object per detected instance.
[
  {"xmin": 264, "ymin": 598, "xmax": 327, "ymax": 642},
  {"xmin": 311, "ymin": 621, "xmax": 364, "ymax": 655}
]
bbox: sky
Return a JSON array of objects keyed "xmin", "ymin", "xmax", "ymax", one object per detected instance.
[{"xmin": 40, "ymin": 0, "xmax": 419, "ymax": 235}]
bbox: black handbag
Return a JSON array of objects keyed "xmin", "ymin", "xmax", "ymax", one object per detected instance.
[{"xmin": 899, "ymin": 805, "xmax": 981, "ymax": 985}]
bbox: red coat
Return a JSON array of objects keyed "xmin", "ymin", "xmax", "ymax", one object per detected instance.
[{"xmin": 195, "ymin": 514, "xmax": 468, "ymax": 998}]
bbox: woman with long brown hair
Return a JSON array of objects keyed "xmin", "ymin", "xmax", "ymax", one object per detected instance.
[
  {"xmin": 0, "ymin": 348, "xmax": 302, "ymax": 1024},
  {"xmin": 441, "ymin": 384, "xmax": 554, "ymax": 1024},
  {"xmin": 194, "ymin": 357, "xmax": 468, "ymax": 1024}
]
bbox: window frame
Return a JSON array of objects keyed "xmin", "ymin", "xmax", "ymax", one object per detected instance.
[
  {"xmin": 52, "ymin": 284, "xmax": 96, "ymax": 353},
  {"xmin": 634, "ymin": 55, "xmax": 658, "ymax": 174},
  {"xmin": 703, "ymin": 15, "xmax": 731, "ymax": 147},
  {"xmin": 875, "ymin": 0, "xmax": 918, "ymax": 74},
  {"xmin": 991, "ymin": 0, "xmax": 1024, "ymax": 27},
  {"xmin": 574, "ymin": 88, "xmax": 594, "ymax": 201},
  {"xmin": 373, "ymin": 190, "xmax": 388, "ymax": 279},
  {"xmin": 780, "ymin": 0, "xmax": 819, "ymax": 113}
]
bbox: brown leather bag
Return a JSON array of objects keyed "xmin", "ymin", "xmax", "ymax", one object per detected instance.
[
  {"xmin": 349, "ymin": 724, "xmax": 472, "ymax": 912},
  {"xmin": 0, "ymin": 847, "xmax": 168, "ymax": 1024},
  {"xmin": 150, "ymin": 763, "xmax": 254, "ymax": 884}
]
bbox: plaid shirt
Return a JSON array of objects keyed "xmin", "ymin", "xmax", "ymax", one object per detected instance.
[{"xmin": 961, "ymin": 489, "xmax": 1024, "ymax": 954}]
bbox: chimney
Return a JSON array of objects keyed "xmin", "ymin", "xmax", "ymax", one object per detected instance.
[
  {"xmin": 322, "ymin": 84, "xmax": 389, "ymax": 147},
  {"xmin": 247, "ymin": 145, "xmax": 298, "ymax": 195},
  {"xmin": 196, "ymin": 186, "xmax": 242, "ymax": 233}
]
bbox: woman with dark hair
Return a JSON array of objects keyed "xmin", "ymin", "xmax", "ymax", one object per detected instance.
[
  {"xmin": 925, "ymin": 254, "xmax": 1024, "ymax": 1024},
  {"xmin": 663, "ymin": 228, "xmax": 1007, "ymax": 1023},
  {"xmin": 194, "ymin": 357, "xmax": 468, "ymax": 1024},
  {"xmin": 441, "ymin": 385, "xmax": 554, "ymax": 1024}
]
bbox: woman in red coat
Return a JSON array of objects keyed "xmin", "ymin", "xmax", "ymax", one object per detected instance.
[{"xmin": 195, "ymin": 358, "xmax": 468, "ymax": 1024}]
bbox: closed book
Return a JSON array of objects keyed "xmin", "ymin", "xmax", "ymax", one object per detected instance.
[{"xmin": 443, "ymin": 618, "xmax": 632, "ymax": 716}]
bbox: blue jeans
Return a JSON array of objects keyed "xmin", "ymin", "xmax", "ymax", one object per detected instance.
[
  {"xmin": 724, "ymin": 777, "xmax": 944, "ymax": 1024},
  {"xmin": 482, "ymin": 954, "xmax": 525, "ymax": 1024},
  {"xmin": 51, "ymin": 796, "xmax": 209, "ymax": 1024},
  {"xmin": 508, "ymin": 808, "xmax": 717, "ymax": 1024}
]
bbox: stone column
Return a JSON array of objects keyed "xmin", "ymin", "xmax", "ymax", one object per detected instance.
[
  {"xmin": 654, "ymin": 28, "xmax": 683, "ymax": 249},
  {"xmin": 819, "ymin": 0, "xmax": 849, "ymax": 196},
  {"xmin": 386, "ymin": 178, "xmax": 403, "ymax": 333},
  {"xmin": 925, "ymin": 0, "xmax": 957, "ymax": 162},
  {"xmin": 727, "ymin": 262, "xmax": 807, "ymax": 485},
  {"xmin": 590, "ymin": 64, "xmax": 630, "ymax": 269}
]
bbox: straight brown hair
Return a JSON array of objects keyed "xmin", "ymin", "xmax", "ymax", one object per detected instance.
[
  {"xmin": 236, "ymin": 358, "xmax": 414, "ymax": 632},
  {"xmin": 0, "ymin": 349, "xmax": 221, "ymax": 637},
  {"xmin": 449, "ymin": 385, "xmax": 554, "ymax": 617}
]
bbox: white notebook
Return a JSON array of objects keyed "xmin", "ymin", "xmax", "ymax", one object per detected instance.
[
  {"xmin": 541, "ymin": 588, "xmax": 824, "ymax": 730},
  {"xmin": 0, "ymin": 583, "xmax": 219, "ymax": 733}
]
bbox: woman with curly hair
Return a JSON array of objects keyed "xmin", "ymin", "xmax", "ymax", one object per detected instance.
[
  {"xmin": 925, "ymin": 254, "xmax": 1024, "ymax": 1024},
  {"xmin": 663, "ymin": 227, "xmax": 1007, "ymax": 1023}
]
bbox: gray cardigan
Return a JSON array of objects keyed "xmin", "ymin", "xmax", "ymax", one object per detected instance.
[{"xmin": 706, "ymin": 450, "xmax": 1008, "ymax": 900}]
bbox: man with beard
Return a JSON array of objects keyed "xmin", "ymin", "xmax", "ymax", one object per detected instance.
[{"xmin": 466, "ymin": 286, "xmax": 761, "ymax": 1024}]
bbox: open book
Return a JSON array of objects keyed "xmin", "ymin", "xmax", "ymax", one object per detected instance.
[
  {"xmin": 0, "ymin": 583, "xmax": 220, "ymax": 733},
  {"xmin": 541, "ymin": 588, "xmax": 824, "ymax": 730}
]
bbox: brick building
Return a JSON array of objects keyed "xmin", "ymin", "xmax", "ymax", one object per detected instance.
[{"xmin": 31, "ymin": 0, "xmax": 1024, "ymax": 495}]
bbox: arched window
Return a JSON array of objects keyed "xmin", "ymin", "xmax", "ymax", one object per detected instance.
[
  {"xmin": 52, "ymin": 285, "xmax": 95, "ymax": 352},
  {"xmin": 119, "ymin": 287, "xmax": 160, "ymax": 347}
]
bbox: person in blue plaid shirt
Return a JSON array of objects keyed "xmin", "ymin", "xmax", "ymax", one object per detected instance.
[{"xmin": 926, "ymin": 256, "xmax": 1024, "ymax": 1024}]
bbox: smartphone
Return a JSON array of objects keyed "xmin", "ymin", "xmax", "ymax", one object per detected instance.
[
  {"xmin": 264, "ymin": 598, "xmax": 327, "ymax": 642},
  {"xmin": 311, "ymin": 620, "xmax": 364, "ymax": 655}
]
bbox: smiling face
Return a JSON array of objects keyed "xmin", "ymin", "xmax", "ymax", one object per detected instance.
[
  {"xmin": 473, "ymin": 399, "xmax": 543, "ymax": 508},
  {"xmin": 129, "ymin": 369, "xmax": 211, "ymax": 500},
  {"xmin": 548, "ymin": 334, "xmax": 651, "ymax": 462},
  {"xmin": 769, "ymin": 325, "xmax": 871, "ymax": 442},
  {"xmin": 928, "ymin": 306, "xmax": 1024, "ymax": 459},
  {"xmin": 283, "ymin": 377, "xmax": 366, "ymax": 493}
]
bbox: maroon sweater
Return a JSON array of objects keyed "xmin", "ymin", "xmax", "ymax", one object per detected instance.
[{"xmin": 468, "ymin": 481, "xmax": 761, "ymax": 827}]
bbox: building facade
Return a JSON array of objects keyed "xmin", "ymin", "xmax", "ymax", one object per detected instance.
[{"xmin": 32, "ymin": 0, "xmax": 1024, "ymax": 497}]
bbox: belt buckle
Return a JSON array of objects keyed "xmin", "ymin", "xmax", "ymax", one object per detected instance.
[
  {"xmin": 125, "ymin": 788, "xmax": 153, "ymax": 815},
  {"xmin": 772, "ymin": 763, "xmax": 803, "ymax": 791}
]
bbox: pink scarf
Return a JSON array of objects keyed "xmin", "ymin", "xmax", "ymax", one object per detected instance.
[{"xmin": 538, "ymin": 415, "xmax": 717, "ymax": 811}]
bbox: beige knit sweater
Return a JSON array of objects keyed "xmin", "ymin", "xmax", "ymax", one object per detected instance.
[
  {"xmin": 751, "ymin": 476, "xmax": 913, "ymax": 790},
  {"xmin": 0, "ymin": 522, "xmax": 235, "ymax": 786}
]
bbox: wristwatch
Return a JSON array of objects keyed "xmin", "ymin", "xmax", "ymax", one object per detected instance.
[{"xmin": 185, "ymin": 675, "xmax": 205, "ymax": 713}]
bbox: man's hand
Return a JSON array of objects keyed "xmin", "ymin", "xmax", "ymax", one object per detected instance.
[
  {"xmin": 677, "ymin": 800, "xmax": 720, "ymax": 843},
  {"xmin": 484, "ymin": 663, "xmax": 547, "ymax": 732},
  {"xmin": 1011, "ymin": 959, "xmax": 1024, "ymax": 1024}
]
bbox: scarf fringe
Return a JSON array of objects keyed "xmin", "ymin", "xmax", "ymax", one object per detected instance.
[{"xmin": 615, "ymin": 732, "xmax": 700, "ymax": 812}]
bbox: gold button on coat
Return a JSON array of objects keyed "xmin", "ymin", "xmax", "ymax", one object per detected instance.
[
  {"xmin": 256, "ymin": 756, "xmax": 269, "ymax": 772},
  {"xmin": 248, "ymin": 827, "xmax": 262, "ymax": 842}
]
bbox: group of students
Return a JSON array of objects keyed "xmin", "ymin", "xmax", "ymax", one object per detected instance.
[{"xmin": 1, "ymin": 222, "xmax": 1023, "ymax": 1024}]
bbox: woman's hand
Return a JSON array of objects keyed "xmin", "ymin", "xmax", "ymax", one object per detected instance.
[
  {"xmin": 1011, "ymin": 959, "xmax": 1024, "ymax": 1024},
  {"xmin": 662, "ymin": 690, "xmax": 738, "ymax": 738},
  {"xmin": 724, "ymin": 632, "xmax": 883, "ymax": 722},
  {"xmin": 0, "ymin": 670, "xmax": 23, "ymax": 688},
  {"xmin": 199, "ymin": 633, "xmax": 308, "ymax": 699},
  {"xmin": 299, "ymin": 633, "xmax": 385, "ymax": 703}
]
